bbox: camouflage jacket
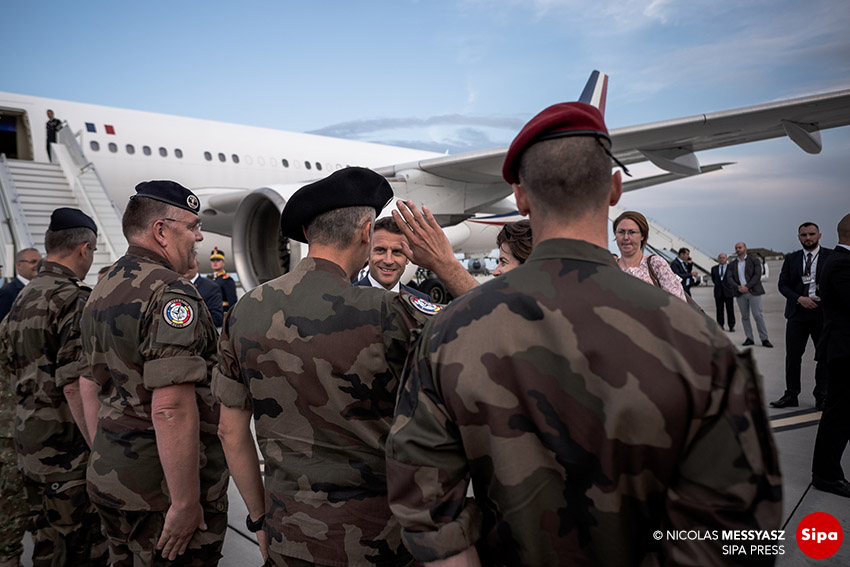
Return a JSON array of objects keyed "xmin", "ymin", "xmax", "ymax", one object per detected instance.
[
  {"xmin": 387, "ymin": 238, "xmax": 783, "ymax": 567},
  {"xmin": 0, "ymin": 319, "xmax": 14, "ymax": 439},
  {"xmin": 1, "ymin": 261, "xmax": 91, "ymax": 483},
  {"xmin": 81, "ymin": 245, "xmax": 228, "ymax": 511},
  {"xmin": 212, "ymin": 257, "xmax": 434, "ymax": 567}
]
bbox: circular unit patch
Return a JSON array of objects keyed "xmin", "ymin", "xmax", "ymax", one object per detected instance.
[
  {"xmin": 187, "ymin": 195, "xmax": 199, "ymax": 210},
  {"xmin": 411, "ymin": 296, "xmax": 442, "ymax": 315},
  {"xmin": 163, "ymin": 298, "xmax": 195, "ymax": 328}
]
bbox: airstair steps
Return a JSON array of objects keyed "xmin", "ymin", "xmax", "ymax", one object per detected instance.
[{"xmin": 0, "ymin": 152, "xmax": 127, "ymax": 284}]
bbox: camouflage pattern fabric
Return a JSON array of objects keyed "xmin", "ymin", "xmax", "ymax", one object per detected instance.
[
  {"xmin": 213, "ymin": 257, "xmax": 433, "ymax": 567},
  {"xmin": 81, "ymin": 246, "xmax": 228, "ymax": 558},
  {"xmin": 4, "ymin": 262, "xmax": 91, "ymax": 484},
  {"xmin": 387, "ymin": 238, "xmax": 783, "ymax": 567},
  {"xmin": 0, "ymin": 319, "xmax": 28, "ymax": 567},
  {"xmin": 0, "ymin": 438, "xmax": 28, "ymax": 566},
  {"xmin": 25, "ymin": 478, "xmax": 108, "ymax": 566},
  {"xmin": 95, "ymin": 495, "xmax": 228, "ymax": 567}
]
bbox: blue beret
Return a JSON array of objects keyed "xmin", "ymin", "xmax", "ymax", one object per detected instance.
[
  {"xmin": 280, "ymin": 167, "xmax": 393, "ymax": 244},
  {"xmin": 131, "ymin": 180, "xmax": 200, "ymax": 214},
  {"xmin": 48, "ymin": 207, "xmax": 98, "ymax": 235}
]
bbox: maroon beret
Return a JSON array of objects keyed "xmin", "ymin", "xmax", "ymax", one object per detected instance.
[{"xmin": 502, "ymin": 102, "xmax": 610, "ymax": 185}]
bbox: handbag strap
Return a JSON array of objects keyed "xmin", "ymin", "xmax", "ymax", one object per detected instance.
[{"xmin": 645, "ymin": 255, "xmax": 662, "ymax": 288}]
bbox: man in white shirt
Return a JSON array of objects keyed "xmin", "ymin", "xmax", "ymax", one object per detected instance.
[
  {"xmin": 725, "ymin": 242, "xmax": 773, "ymax": 348},
  {"xmin": 773, "ymin": 222, "xmax": 832, "ymax": 409},
  {"xmin": 353, "ymin": 217, "xmax": 430, "ymax": 300}
]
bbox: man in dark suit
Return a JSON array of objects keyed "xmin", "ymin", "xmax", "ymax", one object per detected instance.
[
  {"xmin": 670, "ymin": 247, "xmax": 695, "ymax": 296},
  {"xmin": 725, "ymin": 241, "xmax": 773, "ymax": 348},
  {"xmin": 185, "ymin": 253, "xmax": 224, "ymax": 328},
  {"xmin": 0, "ymin": 248, "xmax": 42, "ymax": 321},
  {"xmin": 810, "ymin": 214, "xmax": 850, "ymax": 498},
  {"xmin": 353, "ymin": 217, "xmax": 430, "ymax": 300},
  {"xmin": 711, "ymin": 253, "xmax": 736, "ymax": 331},
  {"xmin": 772, "ymin": 222, "xmax": 832, "ymax": 409}
]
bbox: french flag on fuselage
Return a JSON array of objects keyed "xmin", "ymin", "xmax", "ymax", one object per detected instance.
[
  {"xmin": 84, "ymin": 123, "xmax": 116, "ymax": 134},
  {"xmin": 85, "ymin": 122, "xmax": 96, "ymax": 133}
]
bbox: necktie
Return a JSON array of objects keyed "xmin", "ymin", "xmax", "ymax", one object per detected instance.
[{"xmin": 804, "ymin": 252, "xmax": 813, "ymax": 296}]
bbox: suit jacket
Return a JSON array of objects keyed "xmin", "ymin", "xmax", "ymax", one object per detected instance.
[
  {"xmin": 194, "ymin": 275, "xmax": 224, "ymax": 327},
  {"xmin": 710, "ymin": 264, "xmax": 735, "ymax": 299},
  {"xmin": 670, "ymin": 258, "xmax": 692, "ymax": 288},
  {"xmin": 815, "ymin": 245, "xmax": 850, "ymax": 364},
  {"xmin": 778, "ymin": 247, "xmax": 832, "ymax": 320},
  {"xmin": 0, "ymin": 278, "xmax": 25, "ymax": 321},
  {"xmin": 725, "ymin": 255, "xmax": 765, "ymax": 296},
  {"xmin": 353, "ymin": 275, "xmax": 431, "ymax": 301}
]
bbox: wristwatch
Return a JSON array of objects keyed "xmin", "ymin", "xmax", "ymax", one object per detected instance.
[{"xmin": 246, "ymin": 513, "xmax": 265, "ymax": 533}]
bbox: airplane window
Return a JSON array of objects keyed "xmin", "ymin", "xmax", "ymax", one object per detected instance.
[
  {"xmin": 232, "ymin": 154, "xmax": 239, "ymax": 164},
  {"xmin": 245, "ymin": 155, "xmax": 253, "ymax": 165},
  {"xmin": 204, "ymin": 151, "xmax": 212, "ymax": 161},
  {"xmin": 305, "ymin": 161, "xmax": 312, "ymax": 170},
  {"xmin": 257, "ymin": 156, "xmax": 265, "ymax": 166},
  {"xmin": 90, "ymin": 141, "xmax": 100, "ymax": 151},
  {"xmin": 143, "ymin": 146, "xmax": 152, "ymax": 156},
  {"xmin": 108, "ymin": 143, "xmax": 118, "ymax": 153},
  {"xmin": 335, "ymin": 164, "xmax": 342, "ymax": 170},
  {"xmin": 315, "ymin": 162, "xmax": 322, "ymax": 171},
  {"xmin": 218, "ymin": 153, "xmax": 225, "ymax": 162},
  {"xmin": 159, "ymin": 147, "xmax": 168, "ymax": 157},
  {"xmin": 281, "ymin": 159, "xmax": 289, "ymax": 168},
  {"xmin": 175, "ymin": 149, "xmax": 183, "ymax": 159},
  {"xmin": 126, "ymin": 144, "xmax": 135, "ymax": 155},
  {"xmin": 269, "ymin": 157, "xmax": 276, "ymax": 167}
]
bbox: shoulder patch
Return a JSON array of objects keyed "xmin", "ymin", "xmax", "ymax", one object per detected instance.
[
  {"xmin": 409, "ymin": 295, "xmax": 442, "ymax": 315},
  {"xmin": 162, "ymin": 297, "xmax": 195, "ymax": 328}
]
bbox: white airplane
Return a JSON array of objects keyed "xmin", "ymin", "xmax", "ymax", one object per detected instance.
[{"xmin": 1, "ymin": 72, "xmax": 849, "ymax": 291}]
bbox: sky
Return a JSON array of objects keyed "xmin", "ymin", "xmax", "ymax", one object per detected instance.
[{"xmin": 3, "ymin": 0, "xmax": 849, "ymax": 255}]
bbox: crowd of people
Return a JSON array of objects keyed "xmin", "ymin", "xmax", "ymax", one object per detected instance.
[{"xmin": 0, "ymin": 99, "xmax": 847, "ymax": 567}]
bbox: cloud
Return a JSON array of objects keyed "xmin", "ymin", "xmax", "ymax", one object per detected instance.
[{"xmin": 308, "ymin": 114, "xmax": 524, "ymax": 153}]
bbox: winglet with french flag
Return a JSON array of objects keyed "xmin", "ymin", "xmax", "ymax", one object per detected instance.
[{"xmin": 578, "ymin": 70, "xmax": 608, "ymax": 117}]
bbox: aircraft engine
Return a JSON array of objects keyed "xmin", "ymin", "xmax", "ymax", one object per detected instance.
[{"xmin": 231, "ymin": 185, "xmax": 305, "ymax": 290}]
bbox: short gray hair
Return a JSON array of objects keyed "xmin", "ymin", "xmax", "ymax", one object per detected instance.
[
  {"xmin": 305, "ymin": 206, "xmax": 375, "ymax": 248},
  {"xmin": 45, "ymin": 227, "xmax": 96, "ymax": 255}
]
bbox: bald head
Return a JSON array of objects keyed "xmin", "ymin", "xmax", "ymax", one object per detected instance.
[
  {"xmin": 734, "ymin": 242, "xmax": 747, "ymax": 259},
  {"xmin": 838, "ymin": 213, "xmax": 850, "ymax": 245}
]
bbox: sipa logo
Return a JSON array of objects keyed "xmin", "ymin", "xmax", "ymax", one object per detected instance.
[{"xmin": 796, "ymin": 512, "xmax": 843, "ymax": 559}]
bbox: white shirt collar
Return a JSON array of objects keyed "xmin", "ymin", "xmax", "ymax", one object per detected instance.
[
  {"xmin": 190, "ymin": 273, "xmax": 199, "ymax": 284},
  {"xmin": 16, "ymin": 274, "xmax": 30, "ymax": 286},
  {"xmin": 367, "ymin": 272, "xmax": 400, "ymax": 293}
]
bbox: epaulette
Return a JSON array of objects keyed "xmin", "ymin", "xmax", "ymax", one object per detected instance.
[
  {"xmin": 74, "ymin": 280, "xmax": 92, "ymax": 291},
  {"xmin": 220, "ymin": 273, "xmax": 230, "ymax": 279}
]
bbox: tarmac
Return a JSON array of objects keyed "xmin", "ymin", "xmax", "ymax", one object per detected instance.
[{"xmin": 20, "ymin": 260, "xmax": 850, "ymax": 565}]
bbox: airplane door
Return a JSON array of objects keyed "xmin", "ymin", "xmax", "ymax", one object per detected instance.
[{"xmin": 0, "ymin": 108, "xmax": 33, "ymax": 160}]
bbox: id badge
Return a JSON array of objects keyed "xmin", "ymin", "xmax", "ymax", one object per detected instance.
[{"xmin": 802, "ymin": 274, "xmax": 815, "ymax": 286}]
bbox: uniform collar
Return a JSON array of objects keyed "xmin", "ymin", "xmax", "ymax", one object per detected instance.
[
  {"xmin": 126, "ymin": 244, "xmax": 176, "ymax": 272},
  {"xmin": 36, "ymin": 260, "xmax": 78, "ymax": 280},
  {"xmin": 527, "ymin": 238, "xmax": 619, "ymax": 267}
]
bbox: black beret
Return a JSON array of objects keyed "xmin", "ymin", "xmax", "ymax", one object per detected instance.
[
  {"xmin": 131, "ymin": 180, "xmax": 200, "ymax": 214},
  {"xmin": 280, "ymin": 167, "xmax": 393, "ymax": 244},
  {"xmin": 48, "ymin": 207, "xmax": 98, "ymax": 235},
  {"xmin": 502, "ymin": 102, "xmax": 609, "ymax": 184}
]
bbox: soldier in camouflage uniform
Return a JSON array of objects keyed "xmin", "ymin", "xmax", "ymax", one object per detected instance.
[
  {"xmin": 213, "ymin": 167, "xmax": 437, "ymax": 567},
  {"xmin": 0, "ymin": 318, "xmax": 30, "ymax": 567},
  {"xmin": 3, "ymin": 208, "xmax": 108, "ymax": 566},
  {"xmin": 81, "ymin": 181, "xmax": 229, "ymax": 566},
  {"xmin": 386, "ymin": 103, "xmax": 783, "ymax": 566}
]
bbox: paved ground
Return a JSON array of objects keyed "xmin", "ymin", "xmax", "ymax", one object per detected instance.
[{"xmin": 20, "ymin": 261, "xmax": 849, "ymax": 565}]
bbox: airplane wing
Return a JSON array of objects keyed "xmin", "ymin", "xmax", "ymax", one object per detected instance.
[{"xmin": 377, "ymin": 87, "xmax": 850, "ymax": 220}]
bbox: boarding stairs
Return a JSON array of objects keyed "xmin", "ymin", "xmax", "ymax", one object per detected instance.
[
  {"xmin": 609, "ymin": 204, "xmax": 716, "ymax": 284},
  {"xmin": 0, "ymin": 124, "xmax": 126, "ymax": 284}
]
